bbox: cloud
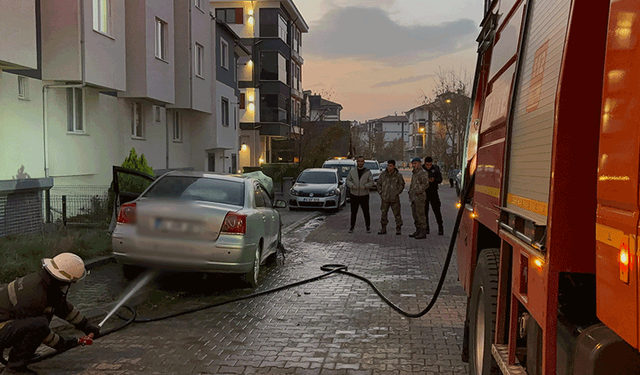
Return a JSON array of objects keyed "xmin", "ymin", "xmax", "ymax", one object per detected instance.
[
  {"xmin": 371, "ymin": 74, "xmax": 435, "ymax": 88},
  {"xmin": 305, "ymin": 6, "xmax": 477, "ymax": 65}
]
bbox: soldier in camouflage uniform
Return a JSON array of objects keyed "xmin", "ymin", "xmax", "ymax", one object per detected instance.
[
  {"xmin": 377, "ymin": 160, "xmax": 405, "ymax": 235},
  {"xmin": 408, "ymin": 157, "xmax": 430, "ymax": 239}
]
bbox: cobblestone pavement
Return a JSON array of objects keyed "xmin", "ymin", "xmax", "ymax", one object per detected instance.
[{"xmin": 25, "ymin": 183, "xmax": 469, "ymax": 375}]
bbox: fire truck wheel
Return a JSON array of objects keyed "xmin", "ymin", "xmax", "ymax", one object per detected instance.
[{"xmin": 468, "ymin": 248, "xmax": 500, "ymax": 375}]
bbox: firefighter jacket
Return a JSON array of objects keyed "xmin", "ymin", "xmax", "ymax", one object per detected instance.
[
  {"xmin": 423, "ymin": 164, "xmax": 443, "ymax": 191},
  {"xmin": 0, "ymin": 269, "xmax": 88, "ymax": 348},
  {"xmin": 378, "ymin": 167, "xmax": 405, "ymax": 202},
  {"xmin": 346, "ymin": 167, "xmax": 374, "ymax": 196},
  {"xmin": 409, "ymin": 168, "xmax": 430, "ymax": 201}
]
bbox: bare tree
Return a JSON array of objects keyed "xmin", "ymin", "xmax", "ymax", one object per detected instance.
[{"xmin": 420, "ymin": 67, "xmax": 471, "ymax": 167}]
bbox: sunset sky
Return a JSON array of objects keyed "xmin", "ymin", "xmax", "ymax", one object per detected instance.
[{"xmin": 293, "ymin": 0, "xmax": 484, "ymax": 121}]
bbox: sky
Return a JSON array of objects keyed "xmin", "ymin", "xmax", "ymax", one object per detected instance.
[{"xmin": 293, "ymin": 0, "xmax": 485, "ymax": 121}]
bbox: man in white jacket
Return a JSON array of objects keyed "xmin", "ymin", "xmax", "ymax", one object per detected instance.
[{"xmin": 346, "ymin": 156, "xmax": 374, "ymax": 233}]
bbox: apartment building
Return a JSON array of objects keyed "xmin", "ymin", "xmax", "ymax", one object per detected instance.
[
  {"xmin": 405, "ymin": 103, "xmax": 434, "ymax": 157},
  {"xmin": 210, "ymin": 0, "xmax": 309, "ymax": 170},
  {"xmin": 0, "ymin": 0, "xmax": 246, "ymax": 235}
]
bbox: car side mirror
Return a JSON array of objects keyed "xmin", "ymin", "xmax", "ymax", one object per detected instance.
[{"xmin": 274, "ymin": 199, "xmax": 287, "ymax": 208}]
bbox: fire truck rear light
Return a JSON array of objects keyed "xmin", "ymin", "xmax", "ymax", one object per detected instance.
[
  {"xmin": 456, "ymin": 202, "xmax": 462, "ymax": 209},
  {"xmin": 619, "ymin": 243, "xmax": 629, "ymax": 284},
  {"xmin": 532, "ymin": 257, "xmax": 544, "ymax": 270},
  {"xmin": 470, "ymin": 212, "xmax": 478, "ymax": 219}
]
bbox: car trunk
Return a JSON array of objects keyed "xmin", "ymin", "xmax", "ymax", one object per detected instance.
[{"xmin": 134, "ymin": 199, "xmax": 242, "ymax": 241}]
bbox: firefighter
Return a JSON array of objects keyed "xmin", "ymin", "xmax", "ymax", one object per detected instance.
[
  {"xmin": 408, "ymin": 157, "xmax": 430, "ymax": 239},
  {"xmin": 423, "ymin": 156, "xmax": 444, "ymax": 235},
  {"xmin": 377, "ymin": 159, "xmax": 405, "ymax": 235},
  {"xmin": 0, "ymin": 253, "xmax": 100, "ymax": 375}
]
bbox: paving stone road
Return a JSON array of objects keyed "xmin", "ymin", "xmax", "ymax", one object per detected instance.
[{"xmin": 22, "ymin": 179, "xmax": 469, "ymax": 375}]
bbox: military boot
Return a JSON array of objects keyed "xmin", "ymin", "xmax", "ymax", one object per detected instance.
[
  {"xmin": 415, "ymin": 229, "xmax": 427, "ymax": 239},
  {"xmin": 438, "ymin": 224, "xmax": 444, "ymax": 236},
  {"xmin": 378, "ymin": 226, "xmax": 387, "ymax": 235},
  {"xmin": 425, "ymin": 224, "xmax": 430, "ymax": 234},
  {"xmin": 396, "ymin": 227, "xmax": 402, "ymax": 235},
  {"xmin": 409, "ymin": 228, "xmax": 420, "ymax": 237}
]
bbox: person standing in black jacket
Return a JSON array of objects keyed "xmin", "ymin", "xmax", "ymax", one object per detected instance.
[{"xmin": 423, "ymin": 156, "xmax": 444, "ymax": 235}]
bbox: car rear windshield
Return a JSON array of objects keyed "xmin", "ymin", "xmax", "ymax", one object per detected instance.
[
  {"xmin": 323, "ymin": 164, "xmax": 353, "ymax": 179},
  {"xmin": 144, "ymin": 176, "xmax": 244, "ymax": 206},
  {"xmin": 364, "ymin": 161, "xmax": 379, "ymax": 170},
  {"xmin": 298, "ymin": 171, "xmax": 337, "ymax": 184}
]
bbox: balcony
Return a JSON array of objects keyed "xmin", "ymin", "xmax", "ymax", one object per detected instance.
[{"xmin": 0, "ymin": 1, "xmax": 37, "ymax": 70}]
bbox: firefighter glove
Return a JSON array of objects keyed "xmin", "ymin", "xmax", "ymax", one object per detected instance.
[
  {"xmin": 53, "ymin": 335, "xmax": 78, "ymax": 351},
  {"xmin": 76, "ymin": 317, "xmax": 100, "ymax": 337}
]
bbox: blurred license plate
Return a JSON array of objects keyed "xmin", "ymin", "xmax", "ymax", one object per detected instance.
[
  {"xmin": 154, "ymin": 218, "xmax": 202, "ymax": 233},
  {"xmin": 303, "ymin": 198, "xmax": 320, "ymax": 202}
]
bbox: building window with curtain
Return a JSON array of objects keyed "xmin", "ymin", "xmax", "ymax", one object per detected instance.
[
  {"xmin": 67, "ymin": 88, "xmax": 83, "ymax": 133},
  {"xmin": 92, "ymin": 0, "xmax": 111, "ymax": 35}
]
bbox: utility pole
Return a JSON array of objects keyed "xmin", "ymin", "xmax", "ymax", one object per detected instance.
[{"xmin": 427, "ymin": 108, "xmax": 433, "ymax": 157}]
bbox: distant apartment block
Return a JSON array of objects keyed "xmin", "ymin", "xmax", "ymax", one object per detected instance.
[{"xmin": 210, "ymin": 0, "xmax": 309, "ymax": 169}]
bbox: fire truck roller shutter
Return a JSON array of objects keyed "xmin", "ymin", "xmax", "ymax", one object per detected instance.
[{"xmin": 505, "ymin": 0, "xmax": 573, "ymax": 223}]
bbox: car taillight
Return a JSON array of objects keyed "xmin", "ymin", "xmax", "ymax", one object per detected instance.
[
  {"xmin": 221, "ymin": 212, "xmax": 246, "ymax": 234},
  {"xmin": 117, "ymin": 202, "xmax": 136, "ymax": 224}
]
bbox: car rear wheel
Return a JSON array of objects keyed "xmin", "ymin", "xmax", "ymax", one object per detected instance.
[
  {"xmin": 122, "ymin": 264, "xmax": 145, "ymax": 281},
  {"xmin": 244, "ymin": 243, "xmax": 261, "ymax": 288}
]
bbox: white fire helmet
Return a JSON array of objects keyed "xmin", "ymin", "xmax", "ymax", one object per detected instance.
[{"xmin": 42, "ymin": 253, "xmax": 87, "ymax": 283}]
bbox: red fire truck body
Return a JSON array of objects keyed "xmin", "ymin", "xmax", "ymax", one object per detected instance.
[{"xmin": 458, "ymin": 0, "xmax": 640, "ymax": 374}]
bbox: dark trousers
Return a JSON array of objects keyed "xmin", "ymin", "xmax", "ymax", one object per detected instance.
[
  {"xmin": 0, "ymin": 316, "xmax": 50, "ymax": 368},
  {"xmin": 425, "ymin": 189, "xmax": 443, "ymax": 229},
  {"xmin": 350, "ymin": 194, "xmax": 370, "ymax": 229},
  {"xmin": 449, "ymin": 179, "xmax": 455, "ymax": 187}
]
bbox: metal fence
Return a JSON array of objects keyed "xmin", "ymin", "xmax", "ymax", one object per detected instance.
[{"xmin": 48, "ymin": 185, "xmax": 112, "ymax": 227}]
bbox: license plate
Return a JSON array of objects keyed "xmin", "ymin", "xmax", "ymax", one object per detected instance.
[
  {"xmin": 154, "ymin": 218, "xmax": 202, "ymax": 233},
  {"xmin": 303, "ymin": 198, "xmax": 320, "ymax": 202}
]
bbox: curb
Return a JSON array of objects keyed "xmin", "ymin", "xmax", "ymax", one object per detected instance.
[{"xmin": 282, "ymin": 211, "xmax": 322, "ymax": 236}]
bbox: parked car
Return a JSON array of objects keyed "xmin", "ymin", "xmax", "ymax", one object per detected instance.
[
  {"xmin": 364, "ymin": 160, "xmax": 381, "ymax": 188},
  {"xmin": 110, "ymin": 167, "xmax": 286, "ymax": 287},
  {"xmin": 379, "ymin": 161, "xmax": 388, "ymax": 171},
  {"xmin": 289, "ymin": 168, "xmax": 346, "ymax": 212},
  {"xmin": 321, "ymin": 159, "xmax": 356, "ymax": 199}
]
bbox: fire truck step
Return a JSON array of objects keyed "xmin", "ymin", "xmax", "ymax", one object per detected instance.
[{"xmin": 492, "ymin": 344, "xmax": 527, "ymax": 375}]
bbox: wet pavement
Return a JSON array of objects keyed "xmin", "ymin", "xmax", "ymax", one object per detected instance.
[{"xmin": 25, "ymin": 181, "xmax": 468, "ymax": 374}]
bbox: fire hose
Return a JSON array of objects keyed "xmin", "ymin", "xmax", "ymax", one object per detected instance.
[{"xmin": 1, "ymin": 174, "xmax": 475, "ymax": 367}]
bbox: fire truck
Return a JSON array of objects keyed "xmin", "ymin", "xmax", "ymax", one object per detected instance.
[{"xmin": 457, "ymin": 0, "xmax": 640, "ymax": 374}]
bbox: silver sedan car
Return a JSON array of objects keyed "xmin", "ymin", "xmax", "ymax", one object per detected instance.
[{"xmin": 111, "ymin": 169, "xmax": 286, "ymax": 287}]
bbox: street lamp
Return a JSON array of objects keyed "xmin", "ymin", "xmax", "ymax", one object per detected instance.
[{"xmin": 419, "ymin": 127, "xmax": 425, "ymax": 154}]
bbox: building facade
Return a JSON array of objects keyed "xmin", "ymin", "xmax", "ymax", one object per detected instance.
[
  {"xmin": 210, "ymin": 0, "xmax": 309, "ymax": 170},
  {"xmin": 0, "ymin": 0, "xmax": 248, "ymax": 235}
]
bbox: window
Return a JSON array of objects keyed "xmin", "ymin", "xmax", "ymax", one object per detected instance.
[
  {"xmin": 92, "ymin": 0, "xmax": 111, "ymax": 35},
  {"xmin": 131, "ymin": 102, "xmax": 144, "ymax": 138},
  {"xmin": 260, "ymin": 51, "xmax": 288, "ymax": 83},
  {"xmin": 18, "ymin": 76, "xmax": 28, "ymax": 100},
  {"xmin": 173, "ymin": 111, "xmax": 182, "ymax": 141},
  {"xmin": 195, "ymin": 0, "xmax": 202, "ymax": 10},
  {"xmin": 278, "ymin": 15, "xmax": 287, "ymax": 43},
  {"xmin": 216, "ymin": 8, "xmax": 243, "ymax": 24},
  {"xmin": 195, "ymin": 43, "xmax": 204, "ymax": 77},
  {"xmin": 67, "ymin": 88, "xmax": 83, "ymax": 132},
  {"xmin": 278, "ymin": 54, "xmax": 287, "ymax": 84},
  {"xmin": 220, "ymin": 39, "xmax": 229, "ymax": 70},
  {"xmin": 155, "ymin": 18, "xmax": 167, "ymax": 60},
  {"xmin": 208, "ymin": 153, "xmax": 216, "ymax": 172},
  {"xmin": 154, "ymin": 105, "xmax": 161, "ymax": 122},
  {"xmin": 239, "ymin": 93, "xmax": 245, "ymax": 110},
  {"xmin": 221, "ymin": 97, "xmax": 229, "ymax": 126}
]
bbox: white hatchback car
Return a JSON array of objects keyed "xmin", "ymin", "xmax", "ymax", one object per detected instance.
[{"xmin": 111, "ymin": 168, "xmax": 286, "ymax": 287}]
